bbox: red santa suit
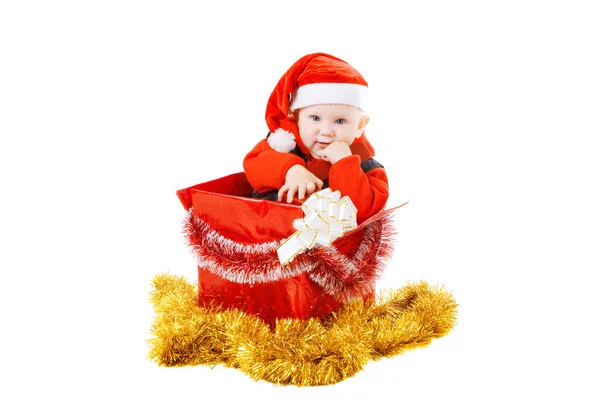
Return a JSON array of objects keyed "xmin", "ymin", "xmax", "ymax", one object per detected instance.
[{"xmin": 243, "ymin": 116, "xmax": 389, "ymax": 224}]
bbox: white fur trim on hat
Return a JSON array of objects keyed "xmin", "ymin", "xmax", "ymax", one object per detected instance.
[
  {"xmin": 267, "ymin": 128, "xmax": 296, "ymax": 153},
  {"xmin": 290, "ymin": 83, "xmax": 368, "ymax": 112}
]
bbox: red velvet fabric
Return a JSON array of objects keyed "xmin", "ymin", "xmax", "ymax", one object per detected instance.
[
  {"xmin": 176, "ymin": 172, "xmax": 393, "ymax": 325},
  {"xmin": 198, "ymin": 268, "xmax": 342, "ymax": 328}
]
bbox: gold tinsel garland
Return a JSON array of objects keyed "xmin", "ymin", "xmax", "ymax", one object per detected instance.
[{"xmin": 148, "ymin": 273, "xmax": 458, "ymax": 386}]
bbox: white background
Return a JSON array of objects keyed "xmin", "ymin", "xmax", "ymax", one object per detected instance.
[{"xmin": 1, "ymin": 1, "xmax": 599, "ymax": 398}]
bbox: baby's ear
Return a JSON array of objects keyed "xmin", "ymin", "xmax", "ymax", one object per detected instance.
[{"xmin": 356, "ymin": 115, "xmax": 370, "ymax": 137}]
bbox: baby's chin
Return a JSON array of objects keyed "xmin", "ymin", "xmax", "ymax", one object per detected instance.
[{"xmin": 308, "ymin": 149, "xmax": 324, "ymax": 160}]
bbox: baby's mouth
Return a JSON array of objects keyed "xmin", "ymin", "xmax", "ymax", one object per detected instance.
[{"xmin": 316, "ymin": 141, "xmax": 331, "ymax": 148}]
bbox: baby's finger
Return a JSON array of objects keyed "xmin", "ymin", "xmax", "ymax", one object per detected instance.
[
  {"xmin": 287, "ymin": 187, "xmax": 297, "ymax": 203},
  {"xmin": 315, "ymin": 179, "xmax": 324, "ymax": 189},
  {"xmin": 298, "ymin": 184, "xmax": 306, "ymax": 200},
  {"xmin": 278, "ymin": 186, "xmax": 288, "ymax": 202},
  {"xmin": 306, "ymin": 181, "xmax": 315, "ymax": 194}
]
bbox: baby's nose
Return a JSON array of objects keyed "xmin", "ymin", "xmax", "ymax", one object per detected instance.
[{"xmin": 320, "ymin": 125, "xmax": 334, "ymax": 136}]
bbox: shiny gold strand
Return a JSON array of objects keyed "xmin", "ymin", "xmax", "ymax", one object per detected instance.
[{"xmin": 149, "ymin": 274, "xmax": 458, "ymax": 386}]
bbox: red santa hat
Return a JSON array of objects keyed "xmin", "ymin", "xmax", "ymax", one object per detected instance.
[{"xmin": 265, "ymin": 53, "xmax": 373, "ymax": 155}]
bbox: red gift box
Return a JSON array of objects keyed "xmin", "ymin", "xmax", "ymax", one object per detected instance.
[{"xmin": 177, "ymin": 172, "xmax": 403, "ymax": 327}]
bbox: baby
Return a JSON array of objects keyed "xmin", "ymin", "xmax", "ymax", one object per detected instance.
[{"xmin": 243, "ymin": 53, "xmax": 389, "ymax": 223}]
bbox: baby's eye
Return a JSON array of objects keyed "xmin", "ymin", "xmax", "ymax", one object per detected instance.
[
  {"xmin": 335, "ymin": 119, "xmax": 346, "ymax": 124},
  {"xmin": 311, "ymin": 115, "xmax": 321, "ymax": 122}
]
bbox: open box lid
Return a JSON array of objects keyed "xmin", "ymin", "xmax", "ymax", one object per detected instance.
[{"xmin": 177, "ymin": 172, "xmax": 407, "ymax": 244}]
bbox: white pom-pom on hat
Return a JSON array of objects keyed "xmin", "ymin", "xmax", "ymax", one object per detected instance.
[{"xmin": 267, "ymin": 128, "xmax": 296, "ymax": 152}]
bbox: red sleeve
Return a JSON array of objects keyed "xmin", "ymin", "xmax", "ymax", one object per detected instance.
[
  {"xmin": 328, "ymin": 155, "xmax": 389, "ymax": 222},
  {"xmin": 242, "ymin": 139, "xmax": 305, "ymax": 193}
]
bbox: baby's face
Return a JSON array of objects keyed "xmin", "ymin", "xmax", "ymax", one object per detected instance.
[{"xmin": 296, "ymin": 104, "xmax": 366, "ymax": 159}]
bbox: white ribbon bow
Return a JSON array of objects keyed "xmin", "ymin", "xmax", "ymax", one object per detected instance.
[{"xmin": 277, "ymin": 188, "xmax": 358, "ymax": 265}]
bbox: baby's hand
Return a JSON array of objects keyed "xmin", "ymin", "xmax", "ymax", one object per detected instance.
[
  {"xmin": 320, "ymin": 141, "xmax": 352, "ymax": 164},
  {"xmin": 278, "ymin": 165, "xmax": 324, "ymax": 203}
]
